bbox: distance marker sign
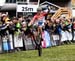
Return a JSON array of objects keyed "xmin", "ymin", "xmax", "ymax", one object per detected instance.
[{"xmin": 17, "ymin": 4, "xmax": 38, "ymax": 12}]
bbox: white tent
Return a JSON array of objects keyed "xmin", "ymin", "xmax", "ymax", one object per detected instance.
[{"xmin": 40, "ymin": 1, "xmax": 60, "ymax": 13}]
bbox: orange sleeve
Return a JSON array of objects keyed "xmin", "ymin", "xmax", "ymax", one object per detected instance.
[{"xmin": 43, "ymin": 12, "xmax": 47, "ymax": 16}]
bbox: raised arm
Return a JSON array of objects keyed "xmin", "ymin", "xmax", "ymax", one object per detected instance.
[{"xmin": 28, "ymin": 15, "xmax": 37, "ymax": 26}]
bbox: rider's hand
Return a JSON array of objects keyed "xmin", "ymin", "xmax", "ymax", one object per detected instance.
[
  {"xmin": 47, "ymin": 6, "xmax": 50, "ymax": 13},
  {"xmin": 48, "ymin": 6, "xmax": 51, "ymax": 10}
]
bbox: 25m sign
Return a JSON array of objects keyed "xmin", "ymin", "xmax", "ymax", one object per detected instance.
[
  {"xmin": 17, "ymin": 5, "xmax": 38, "ymax": 12},
  {"xmin": 22, "ymin": 7, "xmax": 33, "ymax": 12}
]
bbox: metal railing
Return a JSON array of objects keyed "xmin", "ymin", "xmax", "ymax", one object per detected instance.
[
  {"xmin": 16, "ymin": 0, "xmax": 27, "ymax": 2},
  {"xmin": 5, "ymin": 0, "xmax": 38, "ymax": 3},
  {"xmin": 6, "ymin": 0, "xmax": 16, "ymax": 3}
]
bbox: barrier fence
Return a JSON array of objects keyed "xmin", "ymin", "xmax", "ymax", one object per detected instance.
[{"xmin": 0, "ymin": 27, "xmax": 74, "ymax": 53}]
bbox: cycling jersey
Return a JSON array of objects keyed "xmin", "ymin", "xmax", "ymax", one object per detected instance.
[{"xmin": 31, "ymin": 12, "xmax": 47, "ymax": 27}]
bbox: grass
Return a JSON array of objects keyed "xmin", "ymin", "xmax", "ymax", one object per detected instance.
[{"xmin": 0, "ymin": 44, "xmax": 75, "ymax": 61}]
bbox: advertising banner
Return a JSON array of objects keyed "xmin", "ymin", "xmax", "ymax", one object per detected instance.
[
  {"xmin": 72, "ymin": 0, "xmax": 75, "ymax": 8},
  {"xmin": 72, "ymin": 0, "xmax": 75, "ymax": 17}
]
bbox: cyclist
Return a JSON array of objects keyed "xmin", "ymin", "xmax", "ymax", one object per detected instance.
[
  {"xmin": 28, "ymin": 6, "xmax": 50, "ymax": 56},
  {"xmin": 28, "ymin": 7, "xmax": 50, "ymax": 34}
]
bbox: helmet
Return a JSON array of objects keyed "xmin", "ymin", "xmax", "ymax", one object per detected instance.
[{"xmin": 37, "ymin": 7, "xmax": 42, "ymax": 11}]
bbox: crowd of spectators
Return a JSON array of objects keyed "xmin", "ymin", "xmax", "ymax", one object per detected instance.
[{"xmin": 0, "ymin": 12, "xmax": 74, "ymax": 53}]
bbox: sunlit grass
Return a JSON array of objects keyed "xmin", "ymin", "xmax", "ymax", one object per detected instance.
[{"xmin": 0, "ymin": 44, "xmax": 75, "ymax": 61}]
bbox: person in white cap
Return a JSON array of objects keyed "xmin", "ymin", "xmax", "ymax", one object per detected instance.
[{"xmin": 1, "ymin": 13, "xmax": 10, "ymax": 24}]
